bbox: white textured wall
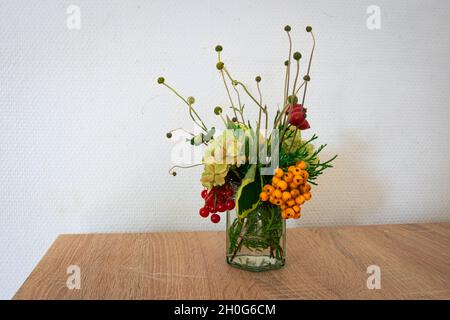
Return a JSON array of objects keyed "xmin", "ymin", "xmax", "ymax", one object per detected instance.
[{"xmin": 1, "ymin": 0, "xmax": 450, "ymax": 299}]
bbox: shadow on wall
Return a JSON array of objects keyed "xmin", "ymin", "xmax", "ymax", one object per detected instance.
[{"xmin": 300, "ymin": 131, "xmax": 384, "ymax": 227}]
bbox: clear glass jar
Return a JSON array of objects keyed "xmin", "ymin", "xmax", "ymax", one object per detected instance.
[{"xmin": 226, "ymin": 202, "xmax": 286, "ymax": 271}]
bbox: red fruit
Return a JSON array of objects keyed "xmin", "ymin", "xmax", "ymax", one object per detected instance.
[
  {"xmin": 225, "ymin": 199, "xmax": 235, "ymax": 211},
  {"xmin": 199, "ymin": 207, "xmax": 209, "ymax": 218},
  {"xmin": 225, "ymin": 189, "xmax": 234, "ymax": 198},
  {"xmin": 216, "ymin": 188, "xmax": 227, "ymax": 198},
  {"xmin": 290, "ymin": 110, "xmax": 305, "ymax": 125},
  {"xmin": 210, "ymin": 213, "xmax": 221, "ymax": 223},
  {"xmin": 285, "ymin": 103, "xmax": 303, "ymax": 115},
  {"xmin": 208, "ymin": 205, "xmax": 218, "ymax": 213},
  {"xmin": 297, "ymin": 119, "xmax": 310, "ymax": 130},
  {"xmin": 201, "ymin": 189, "xmax": 208, "ymax": 199},
  {"xmin": 205, "ymin": 195, "xmax": 214, "ymax": 206},
  {"xmin": 217, "ymin": 203, "xmax": 226, "ymax": 212},
  {"xmin": 288, "ymin": 104, "xmax": 310, "ymax": 131}
]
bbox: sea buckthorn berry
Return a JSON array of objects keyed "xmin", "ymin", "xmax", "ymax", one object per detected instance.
[
  {"xmin": 260, "ymin": 192, "xmax": 269, "ymax": 202},
  {"xmin": 295, "ymin": 195, "xmax": 306, "ymax": 205},
  {"xmin": 272, "ymin": 176, "xmax": 281, "ymax": 186},
  {"xmin": 282, "ymin": 191, "xmax": 291, "ymax": 202},
  {"xmin": 293, "ymin": 175, "xmax": 304, "ymax": 185},
  {"xmin": 280, "ymin": 204, "xmax": 287, "ymax": 210},
  {"xmin": 274, "ymin": 168, "xmax": 284, "ymax": 178},
  {"xmin": 263, "ymin": 185, "xmax": 275, "ymax": 194},
  {"xmin": 290, "ymin": 189, "xmax": 300, "ymax": 198},
  {"xmin": 300, "ymin": 184, "xmax": 311, "ymax": 193},
  {"xmin": 273, "ymin": 189, "xmax": 282, "ymax": 199},
  {"xmin": 293, "ymin": 167, "xmax": 302, "ymax": 175},
  {"xmin": 283, "ymin": 172, "xmax": 294, "ymax": 183},
  {"xmin": 301, "ymin": 171, "xmax": 309, "ymax": 180},
  {"xmin": 277, "ymin": 180, "xmax": 288, "ymax": 191},
  {"xmin": 289, "ymin": 182, "xmax": 299, "ymax": 190},
  {"xmin": 303, "ymin": 192, "xmax": 312, "ymax": 201},
  {"xmin": 293, "ymin": 205, "xmax": 300, "ymax": 213},
  {"xmin": 296, "ymin": 161, "xmax": 307, "ymax": 169},
  {"xmin": 281, "ymin": 210, "xmax": 288, "ymax": 219},
  {"xmin": 275, "ymin": 199, "xmax": 282, "ymax": 206},
  {"xmin": 294, "ymin": 212, "xmax": 301, "ymax": 219},
  {"xmin": 269, "ymin": 196, "xmax": 276, "ymax": 204},
  {"xmin": 287, "ymin": 199, "xmax": 296, "ymax": 207},
  {"xmin": 285, "ymin": 208, "xmax": 295, "ymax": 219},
  {"xmin": 288, "ymin": 166, "xmax": 296, "ymax": 173}
]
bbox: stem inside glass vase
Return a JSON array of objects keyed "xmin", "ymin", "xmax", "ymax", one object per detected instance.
[{"xmin": 226, "ymin": 202, "xmax": 286, "ymax": 271}]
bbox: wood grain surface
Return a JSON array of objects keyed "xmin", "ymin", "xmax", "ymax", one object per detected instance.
[{"xmin": 13, "ymin": 222, "xmax": 450, "ymax": 300}]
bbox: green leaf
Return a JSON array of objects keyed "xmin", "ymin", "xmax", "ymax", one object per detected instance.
[{"xmin": 235, "ymin": 164, "xmax": 261, "ymax": 219}]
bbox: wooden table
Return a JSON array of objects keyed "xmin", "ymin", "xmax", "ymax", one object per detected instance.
[{"xmin": 14, "ymin": 222, "xmax": 450, "ymax": 300}]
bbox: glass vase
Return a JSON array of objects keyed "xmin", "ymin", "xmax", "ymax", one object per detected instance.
[{"xmin": 226, "ymin": 202, "xmax": 286, "ymax": 271}]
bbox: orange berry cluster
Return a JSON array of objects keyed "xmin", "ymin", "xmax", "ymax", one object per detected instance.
[{"xmin": 259, "ymin": 161, "xmax": 312, "ymax": 219}]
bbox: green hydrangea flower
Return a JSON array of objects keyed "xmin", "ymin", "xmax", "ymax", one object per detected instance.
[
  {"xmin": 203, "ymin": 129, "xmax": 247, "ymax": 167},
  {"xmin": 200, "ymin": 163, "xmax": 229, "ymax": 189}
]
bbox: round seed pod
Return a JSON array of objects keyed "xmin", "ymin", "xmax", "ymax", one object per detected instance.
[
  {"xmin": 214, "ymin": 106, "xmax": 223, "ymax": 115},
  {"xmin": 187, "ymin": 96, "xmax": 195, "ymax": 104},
  {"xmin": 216, "ymin": 62, "xmax": 224, "ymax": 70}
]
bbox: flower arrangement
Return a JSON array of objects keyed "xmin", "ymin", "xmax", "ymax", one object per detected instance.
[{"xmin": 158, "ymin": 25, "xmax": 336, "ymax": 271}]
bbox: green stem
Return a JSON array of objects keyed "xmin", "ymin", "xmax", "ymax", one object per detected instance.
[
  {"xmin": 220, "ymin": 70, "xmax": 238, "ymax": 119},
  {"xmin": 162, "ymin": 83, "xmax": 207, "ymax": 131}
]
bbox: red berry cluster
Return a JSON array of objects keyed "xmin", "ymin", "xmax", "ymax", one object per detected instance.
[{"xmin": 199, "ymin": 184, "xmax": 236, "ymax": 223}]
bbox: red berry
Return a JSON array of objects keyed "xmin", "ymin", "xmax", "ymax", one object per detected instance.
[
  {"xmin": 201, "ymin": 189, "xmax": 208, "ymax": 199},
  {"xmin": 225, "ymin": 199, "xmax": 235, "ymax": 210},
  {"xmin": 217, "ymin": 203, "xmax": 226, "ymax": 212},
  {"xmin": 211, "ymin": 213, "xmax": 220, "ymax": 223},
  {"xmin": 225, "ymin": 189, "xmax": 234, "ymax": 198},
  {"xmin": 208, "ymin": 205, "xmax": 218, "ymax": 213},
  {"xmin": 199, "ymin": 207, "xmax": 209, "ymax": 218},
  {"xmin": 205, "ymin": 195, "xmax": 214, "ymax": 206}
]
